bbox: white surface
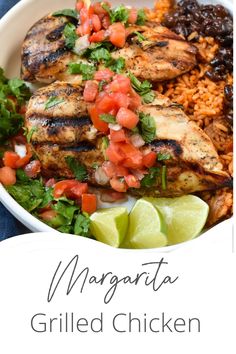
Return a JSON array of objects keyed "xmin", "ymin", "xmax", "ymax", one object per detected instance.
[{"xmin": 0, "ymin": 0, "xmax": 233, "ymax": 248}]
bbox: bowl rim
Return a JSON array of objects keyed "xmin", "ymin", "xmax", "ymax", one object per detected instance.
[{"xmin": 0, "ymin": 0, "xmax": 233, "ymax": 250}]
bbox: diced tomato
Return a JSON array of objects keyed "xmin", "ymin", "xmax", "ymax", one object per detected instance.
[
  {"xmin": 89, "ymin": 29, "xmax": 106, "ymax": 42},
  {"xmin": 88, "ymin": 105, "xmax": 109, "ymax": 133},
  {"xmin": 53, "ymin": 180, "xmax": 79, "ymax": 198},
  {"xmin": 39, "ymin": 210, "xmax": 57, "ymax": 221},
  {"xmin": 116, "ymin": 107, "xmax": 139, "ymax": 129},
  {"xmin": 81, "ymin": 194, "xmax": 97, "ymax": 214},
  {"xmin": 3, "ymin": 151, "xmax": 20, "ymax": 168},
  {"xmin": 109, "ymin": 75, "xmax": 131, "ymax": 94},
  {"xmin": 83, "ymin": 80, "xmax": 98, "ymax": 102},
  {"xmin": 110, "ymin": 128, "xmax": 127, "ymax": 143},
  {"xmin": 0, "ymin": 166, "xmax": 16, "ymax": 186},
  {"xmin": 94, "ymin": 68, "xmax": 114, "ymax": 81},
  {"xmin": 102, "ymin": 15, "xmax": 111, "ymax": 29},
  {"xmin": 81, "ymin": 19, "xmax": 92, "ymax": 35},
  {"xmin": 128, "ymin": 88, "xmax": 142, "ymax": 110},
  {"xmin": 110, "ymin": 177, "xmax": 127, "ymax": 193},
  {"xmin": 128, "ymin": 8, "xmax": 138, "ymax": 24},
  {"xmin": 105, "ymin": 142, "xmax": 125, "ymax": 164},
  {"xmin": 45, "ymin": 178, "xmax": 56, "ymax": 188},
  {"xmin": 76, "ymin": 1, "xmax": 84, "ymax": 12},
  {"xmin": 118, "ymin": 142, "xmax": 143, "ymax": 169},
  {"xmin": 96, "ymin": 93, "xmax": 116, "ymax": 113},
  {"xmin": 109, "ymin": 92, "xmax": 130, "ymax": 109},
  {"xmin": 24, "ymin": 160, "xmax": 41, "ymax": 178},
  {"xmin": 102, "ymin": 161, "xmax": 128, "ymax": 178},
  {"xmin": 124, "ymin": 174, "xmax": 141, "ymax": 188},
  {"xmin": 80, "ymin": 6, "xmax": 89, "ymax": 23},
  {"xmin": 143, "ymin": 151, "xmax": 157, "ymax": 168},
  {"xmin": 91, "ymin": 14, "xmax": 102, "ymax": 31},
  {"xmin": 92, "ymin": 1, "xmax": 111, "ymax": 16},
  {"xmin": 109, "ymin": 22, "xmax": 126, "ymax": 48},
  {"xmin": 15, "ymin": 146, "xmax": 32, "ymax": 168},
  {"xmin": 68, "ymin": 183, "xmax": 88, "ymax": 199}
]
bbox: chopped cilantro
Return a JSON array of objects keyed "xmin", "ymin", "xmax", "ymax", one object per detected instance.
[
  {"xmin": 68, "ymin": 62, "xmax": 96, "ymax": 80},
  {"xmin": 107, "ymin": 57, "xmax": 126, "ymax": 73},
  {"xmin": 26, "ymin": 126, "xmax": 38, "ymax": 143},
  {"xmin": 161, "ymin": 165, "xmax": 167, "ymax": 190},
  {"xmin": 8, "ymin": 78, "xmax": 31, "ymax": 103},
  {"xmin": 52, "ymin": 201, "xmax": 78, "ymax": 225},
  {"xmin": 109, "ymin": 5, "xmax": 129, "ymax": 24},
  {"xmin": 52, "ymin": 9, "xmax": 78, "ymax": 20},
  {"xmin": 129, "ymin": 73, "xmax": 155, "ymax": 104},
  {"xmin": 158, "ymin": 153, "xmax": 171, "ymax": 161},
  {"xmin": 63, "ymin": 23, "xmax": 77, "ymax": 49},
  {"xmin": 141, "ymin": 167, "xmax": 160, "ymax": 187},
  {"xmin": 139, "ymin": 112, "xmax": 156, "ymax": 143},
  {"xmin": 134, "ymin": 31, "xmax": 147, "ymax": 42},
  {"xmin": 136, "ymin": 9, "xmax": 147, "ymax": 25},
  {"xmin": 45, "ymin": 97, "xmax": 65, "ymax": 110},
  {"xmin": 74, "ymin": 213, "xmax": 91, "ymax": 237},
  {"xmin": 65, "ymin": 156, "xmax": 88, "ymax": 181},
  {"xmin": 101, "ymin": 136, "xmax": 109, "ymax": 160},
  {"xmin": 100, "ymin": 114, "xmax": 116, "ymax": 124},
  {"xmin": 90, "ymin": 47, "xmax": 111, "ymax": 63}
]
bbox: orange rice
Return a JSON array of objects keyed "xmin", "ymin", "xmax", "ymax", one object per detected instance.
[{"xmin": 148, "ymin": 0, "xmax": 233, "ymax": 226}]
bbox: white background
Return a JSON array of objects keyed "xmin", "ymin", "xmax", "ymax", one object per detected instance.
[{"xmin": 0, "ymin": 223, "xmax": 235, "ymax": 354}]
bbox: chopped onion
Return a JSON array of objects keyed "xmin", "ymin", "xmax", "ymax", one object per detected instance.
[
  {"xmin": 14, "ymin": 144, "xmax": 26, "ymax": 158},
  {"xmin": 94, "ymin": 167, "xmax": 110, "ymax": 185},
  {"xmin": 74, "ymin": 35, "xmax": 90, "ymax": 55},
  {"xmin": 108, "ymin": 123, "xmax": 122, "ymax": 131},
  {"xmin": 130, "ymin": 169, "xmax": 146, "ymax": 181},
  {"xmin": 129, "ymin": 134, "xmax": 145, "ymax": 148}
]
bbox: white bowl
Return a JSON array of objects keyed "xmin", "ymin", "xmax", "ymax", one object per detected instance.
[{"xmin": 0, "ymin": 0, "xmax": 233, "ymax": 247}]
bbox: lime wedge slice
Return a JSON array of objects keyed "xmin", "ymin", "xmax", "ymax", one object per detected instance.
[
  {"xmin": 90, "ymin": 207, "xmax": 128, "ymax": 247},
  {"xmin": 144, "ymin": 195, "xmax": 209, "ymax": 245},
  {"xmin": 123, "ymin": 199, "xmax": 168, "ymax": 249}
]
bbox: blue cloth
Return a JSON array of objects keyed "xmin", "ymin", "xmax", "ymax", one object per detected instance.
[{"xmin": 0, "ymin": 0, "xmax": 30, "ymax": 239}]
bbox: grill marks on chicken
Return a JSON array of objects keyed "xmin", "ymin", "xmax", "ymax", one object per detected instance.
[
  {"xmin": 26, "ymin": 82, "xmax": 231, "ymax": 197},
  {"xmin": 21, "ymin": 14, "xmax": 197, "ymax": 83},
  {"xmin": 113, "ymin": 23, "xmax": 198, "ymax": 82},
  {"xmin": 21, "ymin": 15, "xmax": 76, "ymax": 83}
]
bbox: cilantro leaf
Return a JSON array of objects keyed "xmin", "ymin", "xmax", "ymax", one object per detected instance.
[
  {"xmin": 63, "ymin": 23, "xmax": 77, "ymax": 49},
  {"xmin": 45, "ymin": 97, "xmax": 65, "ymax": 110},
  {"xmin": 136, "ymin": 9, "xmax": 147, "ymax": 25},
  {"xmin": 129, "ymin": 73, "xmax": 155, "ymax": 104},
  {"xmin": 52, "ymin": 201, "xmax": 78, "ymax": 225},
  {"xmin": 0, "ymin": 106, "xmax": 23, "ymax": 143},
  {"xmin": 52, "ymin": 9, "xmax": 78, "ymax": 20},
  {"xmin": 158, "ymin": 153, "xmax": 171, "ymax": 161},
  {"xmin": 110, "ymin": 5, "xmax": 129, "ymax": 24},
  {"xmin": 68, "ymin": 62, "xmax": 96, "ymax": 80},
  {"xmin": 161, "ymin": 165, "xmax": 167, "ymax": 190},
  {"xmin": 139, "ymin": 112, "xmax": 156, "ymax": 143},
  {"xmin": 99, "ymin": 114, "xmax": 116, "ymax": 124},
  {"xmin": 90, "ymin": 47, "xmax": 111, "ymax": 63},
  {"xmin": 65, "ymin": 156, "xmax": 88, "ymax": 181},
  {"xmin": 26, "ymin": 126, "xmax": 38, "ymax": 143},
  {"xmin": 141, "ymin": 167, "xmax": 160, "ymax": 187},
  {"xmin": 74, "ymin": 213, "xmax": 91, "ymax": 237},
  {"xmin": 107, "ymin": 57, "xmax": 126, "ymax": 73},
  {"xmin": 134, "ymin": 31, "xmax": 147, "ymax": 42},
  {"xmin": 8, "ymin": 78, "xmax": 31, "ymax": 103}
]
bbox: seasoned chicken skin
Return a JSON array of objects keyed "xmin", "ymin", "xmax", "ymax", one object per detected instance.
[
  {"xmin": 21, "ymin": 14, "xmax": 197, "ymax": 83},
  {"xmin": 25, "ymin": 82, "xmax": 231, "ymax": 197}
]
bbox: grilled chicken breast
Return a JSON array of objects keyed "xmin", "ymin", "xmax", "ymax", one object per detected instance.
[
  {"xmin": 21, "ymin": 14, "xmax": 197, "ymax": 83},
  {"xmin": 21, "ymin": 14, "xmax": 76, "ymax": 83},
  {"xmin": 25, "ymin": 82, "xmax": 231, "ymax": 197}
]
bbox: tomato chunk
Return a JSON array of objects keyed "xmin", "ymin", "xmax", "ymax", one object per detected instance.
[
  {"xmin": 110, "ymin": 128, "xmax": 127, "ymax": 143},
  {"xmin": 89, "ymin": 29, "xmax": 106, "ymax": 42},
  {"xmin": 128, "ymin": 8, "xmax": 138, "ymax": 24},
  {"xmin": 68, "ymin": 183, "xmax": 88, "ymax": 199},
  {"xmin": 91, "ymin": 14, "xmax": 102, "ymax": 31},
  {"xmin": 124, "ymin": 174, "xmax": 141, "ymax": 188},
  {"xmin": 3, "ymin": 151, "xmax": 20, "ymax": 168},
  {"xmin": 102, "ymin": 15, "xmax": 111, "ymax": 29},
  {"xmin": 83, "ymin": 80, "xmax": 98, "ymax": 102},
  {"xmin": 109, "ymin": 75, "xmax": 131, "ymax": 94},
  {"xmin": 94, "ymin": 68, "xmax": 114, "ymax": 81},
  {"xmin": 109, "ymin": 92, "xmax": 130, "ymax": 109},
  {"xmin": 81, "ymin": 194, "xmax": 97, "ymax": 214},
  {"xmin": 143, "ymin": 151, "xmax": 157, "ymax": 168},
  {"xmin": 118, "ymin": 142, "xmax": 143, "ymax": 169},
  {"xmin": 110, "ymin": 177, "xmax": 127, "ymax": 193},
  {"xmin": 92, "ymin": 1, "xmax": 111, "ymax": 16},
  {"xmin": 109, "ymin": 22, "xmax": 126, "ymax": 48},
  {"xmin": 105, "ymin": 142, "xmax": 125, "ymax": 164},
  {"xmin": 0, "ymin": 166, "xmax": 16, "ymax": 186},
  {"xmin": 39, "ymin": 210, "xmax": 58, "ymax": 221},
  {"xmin": 88, "ymin": 105, "xmax": 109, "ymax": 133},
  {"xmin": 53, "ymin": 180, "xmax": 79, "ymax": 198},
  {"xmin": 128, "ymin": 88, "xmax": 142, "ymax": 110},
  {"xmin": 24, "ymin": 160, "xmax": 41, "ymax": 178},
  {"xmin": 96, "ymin": 93, "xmax": 116, "ymax": 113},
  {"xmin": 76, "ymin": 1, "xmax": 84, "ymax": 12},
  {"xmin": 116, "ymin": 107, "xmax": 139, "ymax": 129},
  {"xmin": 102, "ymin": 161, "xmax": 129, "ymax": 178}
]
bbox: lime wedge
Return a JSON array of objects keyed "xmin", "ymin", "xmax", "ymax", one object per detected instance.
[
  {"xmin": 90, "ymin": 207, "xmax": 128, "ymax": 247},
  {"xmin": 123, "ymin": 199, "xmax": 168, "ymax": 249},
  {"xmin": 144, "ymin": 196, "xmax": 209, "ymax": 245}
]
